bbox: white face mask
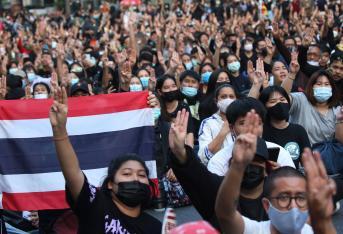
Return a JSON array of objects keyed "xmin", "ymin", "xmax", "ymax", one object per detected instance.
[
  {"xmin": 217, "ymin": 98, "xmax": 235, "ymax": 113},
  {"xmin": 307, "ymin": 60, "xmax": 319, "ymax": 66},
  {"xmin": 34, "ymin": 93, "xmax": 48, "ymax": 99},
  {"xmin": 244, "ymin": 43, "xmax": 253, "ymax": 51}
]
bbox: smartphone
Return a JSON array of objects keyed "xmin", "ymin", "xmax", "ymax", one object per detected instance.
[{"xmin": 268, "ymin": 147, "xmax": 280, "ymax": 162}]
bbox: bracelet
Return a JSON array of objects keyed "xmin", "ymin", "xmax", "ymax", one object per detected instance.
[{"xmin": 53, "ymin": 134, "xmax": 69, "ymax": 141}]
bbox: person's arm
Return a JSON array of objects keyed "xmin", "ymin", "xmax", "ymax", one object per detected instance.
[
  {"xmin": 207, "ymin": 121, "xmax": 230, "ymax": 154},
  {"xmin": 213, "ymin": 34, "xmax": 223, "ymax": 68},
  {"xmin": 216, "ymin": 110, "xmax": 260, "ymax": 234},
  {"xmin": 56, "ymin": 43, "xmax": 65, "ymax": 83},
  {"xmin": 49, "ymin": 87, "xmax": 84, "ymax": 202},
  {"xmin": 169, "ymin": 109, "xmax": 223, "ymax": 222},
  {"xmin": 272, "ymin": 21, "xmax": 291, "ymax": 64},
  {"xmin": 302, "ymin": 149, "xmax": 337, "ymax": 234},
  {"xmin": 128, "ymin": 14, "xmax": 137, "ymax": 62},
  {"xmin": 335, "ymin": 107, "xmax": 343, "ymax": 144},
  {"xmin": 0, "ymin": 75, "xmax": 7, "ymax": 100}
]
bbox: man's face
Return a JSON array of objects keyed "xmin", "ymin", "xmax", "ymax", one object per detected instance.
[
  {"xmin": 329, "ymin": 60, "xmax": 343, "ymax": 81},
  {"xmin": 263, "ymin": 177, "xmax": 307, "ymax": 212},
  {"xmin": 231, "ymin": 114, "xmax": 263, "ymax": 137},
  {"xmin": 307, "ymin": 46, "xmax": 320, "ymax": 62},
  {"xmin": 181, "ymin": 76, "xmax": 199, "ymax": 89},
  {"xmin": 284, "ymin": 38, "xmax": 295, "ymax": 50}
]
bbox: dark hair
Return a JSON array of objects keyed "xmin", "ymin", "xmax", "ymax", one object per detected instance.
[
  {"xmin": 271, "ymin": 60, "xmax": 288, "ymax": 71},
  {"xmin": 206, "ymin": 68, "xmax": 230, "ymax": 96},
  {"xmin": 284, "ymin": 36, "xmax": 296, "ymax": 45},
  {"xmin": 155, "ymin": 74, "xmax": 176, "ymax": 92},
  {"xmin": 305, "ymin": 70, "xmax": 339, "ymax": 108},
  {"xmin": 259, "ymin": 86, "xmax": 290, "ymax": 106},
  {"xmin": 32, "ymin": 82, "xmax": 51, "ymax": 94},
  {"xmin": 199, "ymin": 63, "xmax": 214, "ymax": 75},
  {"xmin": 214, "ymin": 83, "xmax": 239, "ymax": 100},
  {"xmin": 263, "ymin": 166, "xmax": 305, "ymax": 198},
  {"xmin": 100, "ymin": 154, "xmax": 150, "ymax": 194},
  {"xmin": 226, "ymin": 97, "xmax": 266, "ymax": 124},
  {"xmin": 135, "ymin": 67, "xmax": 151, "ymax": 77}
]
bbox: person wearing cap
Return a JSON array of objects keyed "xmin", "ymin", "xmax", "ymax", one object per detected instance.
[
  {"xmin": 168, "ymin": 98, "xmax": 294, "ymax": 230},
  {"xmin": 179, "ymin": 70, "xmax": 202, "ymax": 136},
  {"xmin": 70, "ymin": 82, "xmax": 91, "ymax": 97}
]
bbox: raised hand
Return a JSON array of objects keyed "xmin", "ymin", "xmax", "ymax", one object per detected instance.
[
  {"xmin": 169, "ymin": 109, "xmax": 189, "ymax": 162},
  {"xmin": 272, "ymin": 21, "xmax": 281, "ymax": 39},
  {"xmin": 0, "ymin": 75, "xmax": 7, "ymax": 100},
  {"xmin": 302, "ymin": 149, "xmax": 336, "ymax": 221},
  {"xmin": 25, "ymin": 85, "xmax": 32, "ymax": 99},
  {"xmin": 49, "ymin": 86, "xmax": 68, "ymax": 131},
  {"xmin": 289, "ymin": 51, "xmax": 300, "ymax": 75},
  {"xmin": 231, "ymin": 110, "xmax": 260, "ymax": 167},
  {"xmin": 169, "ymin": 52, "xmax": 181, "ymax": 69}
]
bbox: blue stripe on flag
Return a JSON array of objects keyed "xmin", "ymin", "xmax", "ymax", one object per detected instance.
[{"xmin": 0, "ymin": 126, "xmax": 154, "ymax": 175}]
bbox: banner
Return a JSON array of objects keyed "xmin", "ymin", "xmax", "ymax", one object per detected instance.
[{"xmin": 0, "ymin": 92, "xmax": 156, "ymax": 211}]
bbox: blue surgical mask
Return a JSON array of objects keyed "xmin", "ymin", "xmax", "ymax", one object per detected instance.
[
  {"xmin": 227, "ymin": 61, "xmax": 241, "ymax": 72},
  {"xmin": 268, "ymin": 203, "xmax": 308, "ymax": 234},
  {"xmin": 130, "ymin": 84, "xmax": 143, "ymax": 92},
  {"xmin": 152, "ymin": 107, "xmax": 161, "ymax": 121},
  {"xmin": 181, "ymin": 87, "xmax": 198, "ymax": 97},
  {"xmin": 313, "ymin": 87, "xmax": 332, "ymax": 103},
  {"xmin": 184, "ymin": 62, "xmax": 193, "ymax": 70},
  {"xmin": 201, "ymin": 71, "xmax": 212, "ymax": 84},
  {"xmin": 27, "ymin": 73, "xmax": 36, "ymax": 83},
  {"xmin": 71, "ymin": 78, "xmax": 79, "ymax": 86},
  {"xmin": 140, "ymin": 76, "xmax": 150, "ymax": 88},
  {"xmin": 192, "ymin": 59, "xmax": 198, "ymax": 67}
]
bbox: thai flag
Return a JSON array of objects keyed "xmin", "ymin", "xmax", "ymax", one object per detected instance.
[{"xmin": 0, "ymin": 92, "xmax": 156, "ymax": 211}]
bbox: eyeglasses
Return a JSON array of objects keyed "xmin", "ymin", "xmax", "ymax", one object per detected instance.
[{"xmin": 269, "ymin": 195, "xmax": 307, "ymax": 209}]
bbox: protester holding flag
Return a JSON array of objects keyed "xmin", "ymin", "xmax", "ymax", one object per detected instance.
[{"xmin": 48, "ymin": 86, "xmax": 161, "ymax": 233}]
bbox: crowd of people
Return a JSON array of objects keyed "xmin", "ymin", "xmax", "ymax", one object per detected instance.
[{"xmin": 0, "ymin": 0, "xmax": 343, "ymax": 233}]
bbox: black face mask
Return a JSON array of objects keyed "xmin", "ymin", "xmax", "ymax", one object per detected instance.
[
  {"xmin": 115, "ymin": 181, "xmax": 151, "ymax": 207},
  {"xmin": 267, "ymin": 102, "xmax": 290, "ymax": 121},
  {"xmin": 260, "ymin": 48, "xmax": 268, "ymax": 57},
  {"xmin": 241, "ymin": 164, "xmax": 265, "ymax": 190},
  {"xmin": 161, "ymin": 90, "xmax": 180, "ymax": 102}
]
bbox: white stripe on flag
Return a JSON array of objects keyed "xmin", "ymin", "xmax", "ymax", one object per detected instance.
[
  {"xmin": 0, "ymin": 161, "xmax": 156, "ymax": 193},
  {"xmin": 0, "ymin": 108, "xmax": 153, "ymax": 139},
  {"xmin": 0, "ymin": 193, "xmax": 2, "ymax": 209}
]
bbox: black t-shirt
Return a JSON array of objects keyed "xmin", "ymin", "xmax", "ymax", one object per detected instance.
[
  {"xmin": 229, "ymin": 73, "xmax": 251, "ymax": 94},
  {"xmin": 263, "ymin": 123, "xmax": 311, "ymax": 168},
  {"xmin": 239, "ymin": 194, "xmax": 268, "ymax": 221},
  {"xmin": 66, "ymin": 176, "xmax": 161, "ymax": 234}
]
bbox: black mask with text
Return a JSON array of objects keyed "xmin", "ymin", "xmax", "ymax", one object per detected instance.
[
  {"xmin": 267, "ymin": 102, "xmax": 290, "ymax": 120},
  {"xmin": 115, "ymin": 181, "xmax": 151, "ymax": 207},
  {"xmin": 241, "ymin": 164, "xmax": 265, "ymax": 190}
]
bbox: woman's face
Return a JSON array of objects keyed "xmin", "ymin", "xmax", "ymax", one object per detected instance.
[
  {"xmin": 272, "ymin": 61, "xmax": 289, "ymax": 83},
  {"xmin": 182, "ymin": 54, "xmax": 191, "ymax": 64},
  {"xmin": 217, "ymin": 72, "xmax": 229, "ymax": 83},
  {"xmin": 34, "ymin": 84, "xmax": 48, "ymax": 94},
  {"xmin": 265, "ymin": 91, "xmax": 288, "ymax": 108},
  {"xmin": 217, "ymin": 87, "xmax": 236, "ymax": 103},
  {"xmin": 227, "ymin": 55, "xmax": 238, "ymax": 64},
  {"xmin": 108, "ymin": 160, "xmax": 149, "ymax": 193},
  {"xmin": 201, "ymin": 65, "xmax": 213, "ymax": 74},
  {"xmin": 137, "ymin": 69, "xmax": 150, "ymax": 78},
  {"xmin": 161, "ymin": 78, "xmax": 177, "ymax": 93},
  {"xmin": 313, "ymin": 75, "xmax": 331, "ymax": 89}
]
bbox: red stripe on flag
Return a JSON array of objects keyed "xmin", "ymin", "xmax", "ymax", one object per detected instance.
[
  {"xmin": 2, "ymin": 191, "xmax": 69, "ymax": 211},
  {"xmin": 0, "ymin": 92, "xmax": 149, "ymax": 120},
  {"xmin": 3, "ymin": 178, "xmax": 158, "ymax": 211}
]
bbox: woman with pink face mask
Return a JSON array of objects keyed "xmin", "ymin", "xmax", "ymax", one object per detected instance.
[{"xmin": 198, "ymin": 84, "xmax": 239, "ymax": 165}]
